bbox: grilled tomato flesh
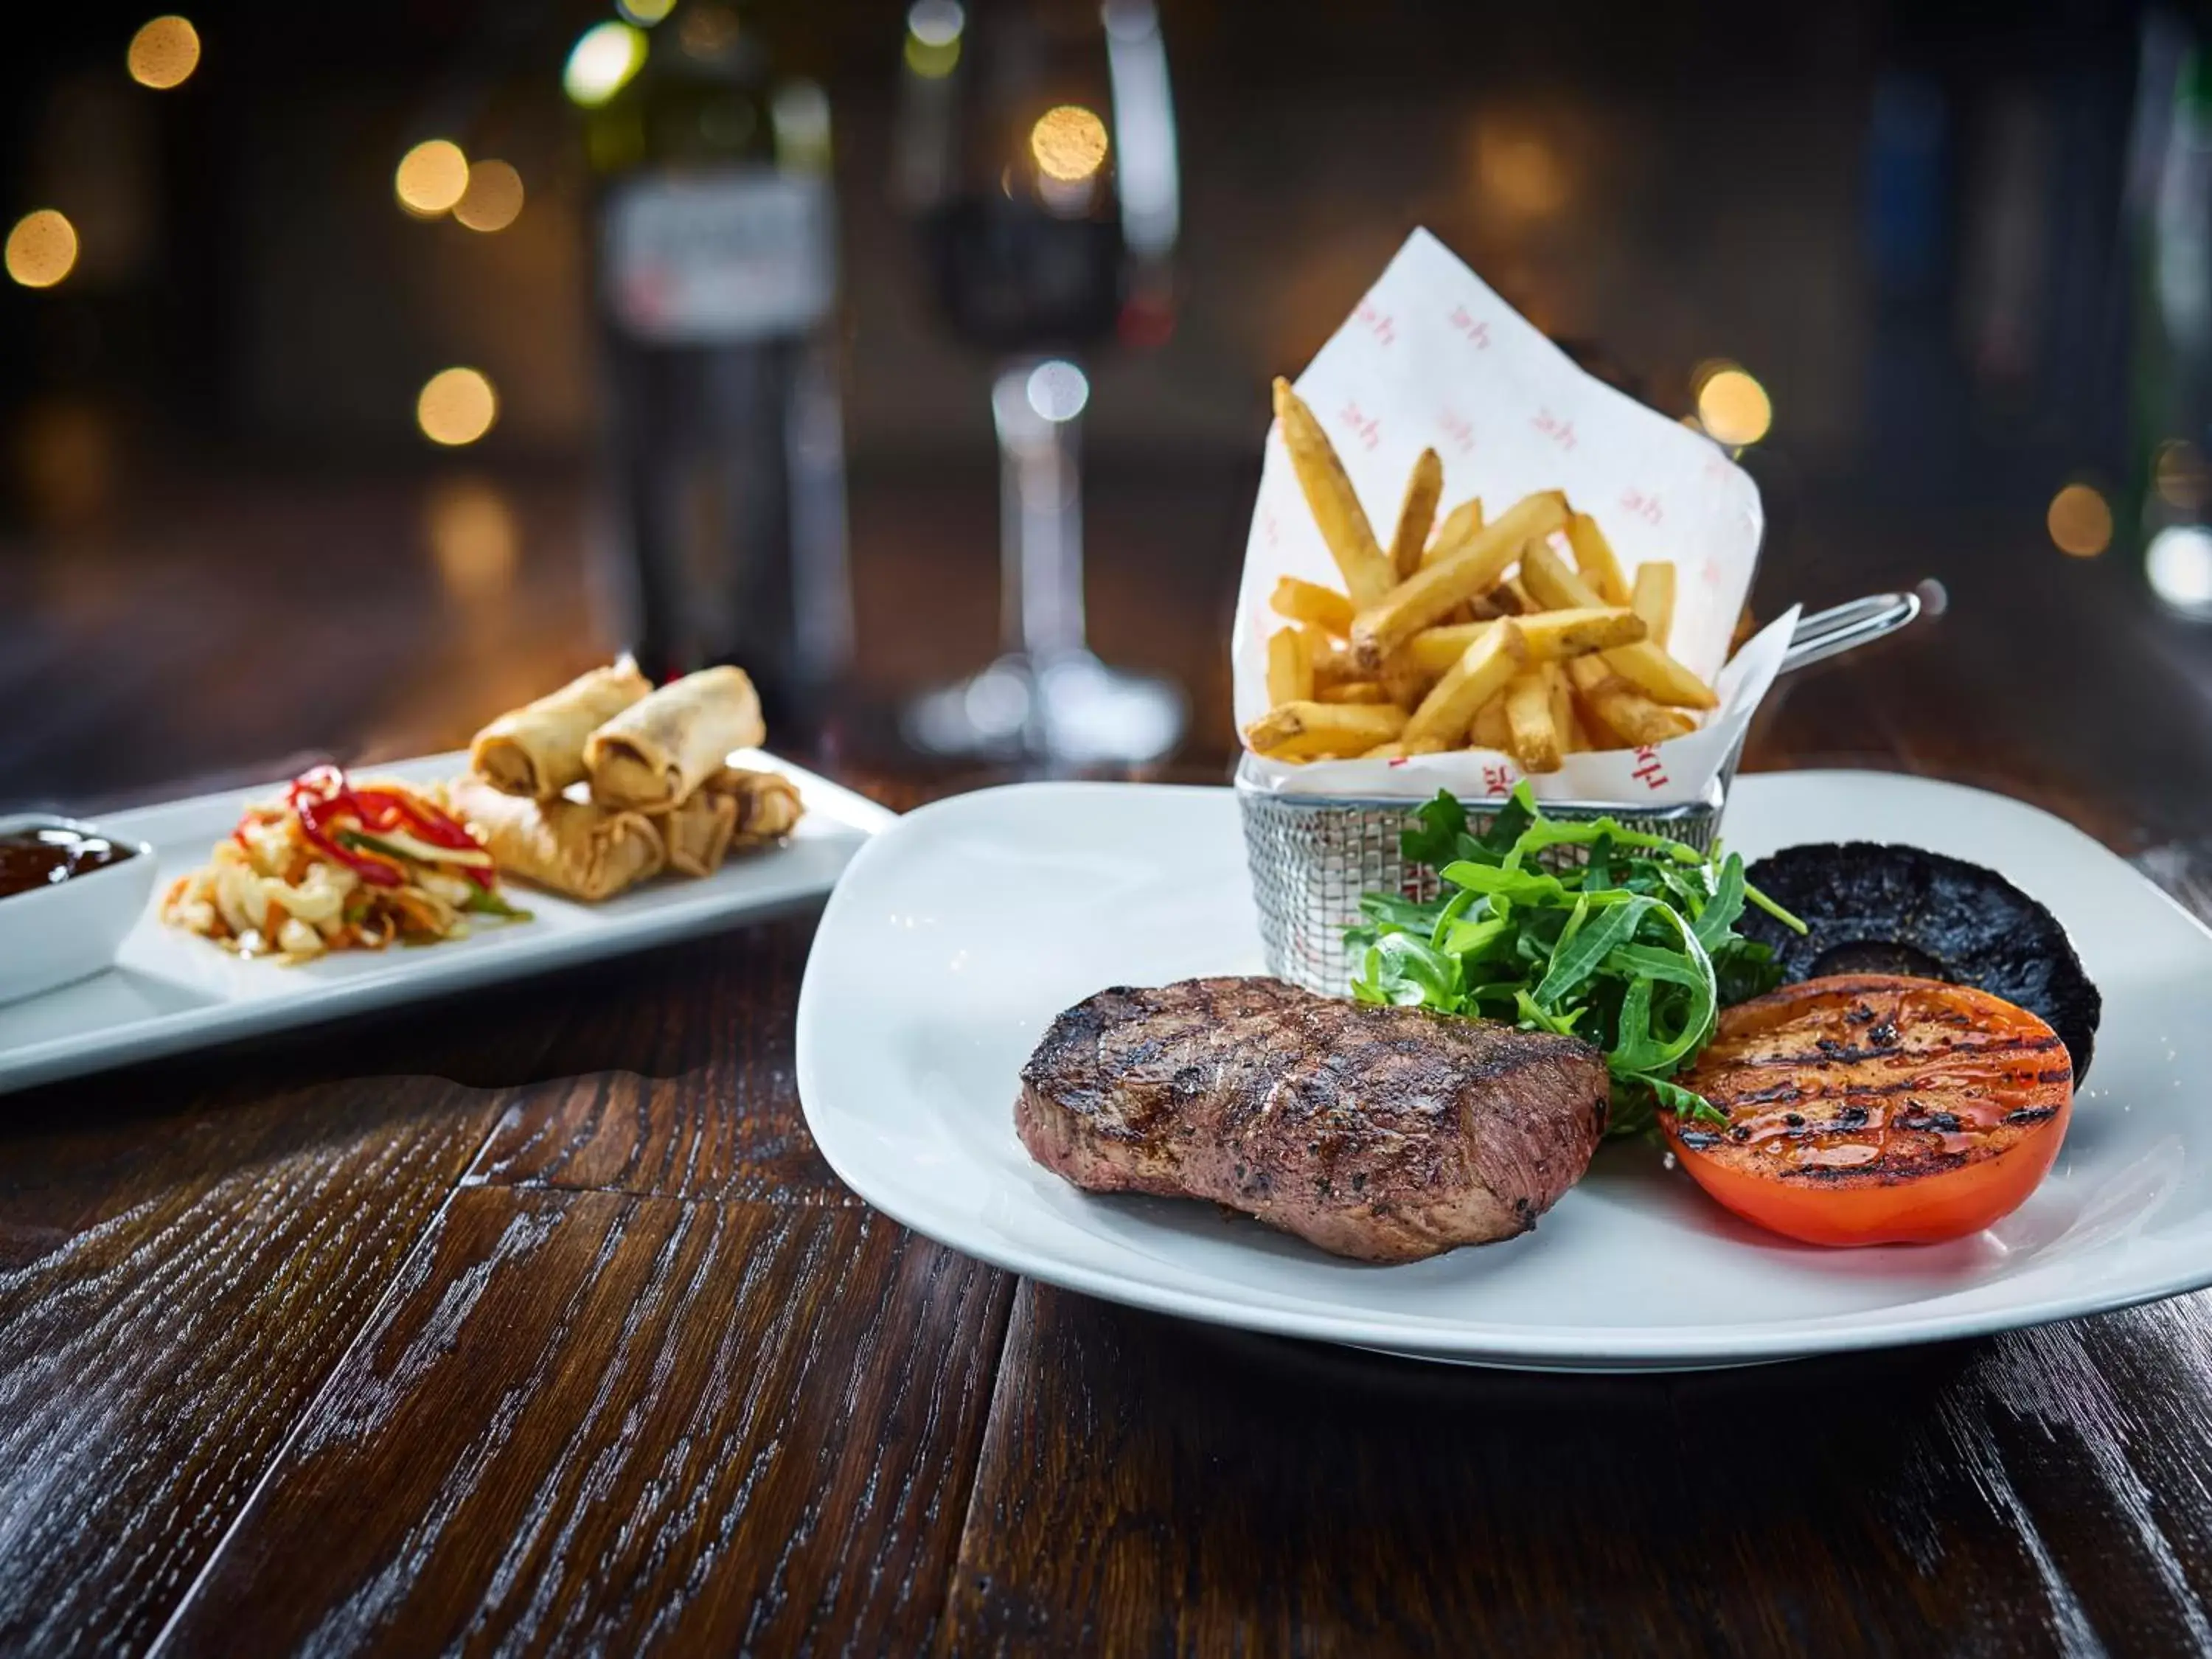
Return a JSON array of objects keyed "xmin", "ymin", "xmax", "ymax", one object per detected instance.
[{"xmin": 1664, "ymin": 973, "xmax": 2073, "ymax": 1246}]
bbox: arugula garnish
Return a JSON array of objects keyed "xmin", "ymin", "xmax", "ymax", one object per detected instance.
[{"xmin": 1349, "ymin": 784, "xmax": 1806, "ymax": 1138}]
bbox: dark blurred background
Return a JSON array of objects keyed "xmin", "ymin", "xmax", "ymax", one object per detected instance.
[{"xmin": 4, "ymin": 0, "xmax": 2208, "ymax": 833}]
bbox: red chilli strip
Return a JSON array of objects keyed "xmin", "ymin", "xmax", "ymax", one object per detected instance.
[{"xmin": 288, "ymin": 767, "xmax": 403, "ymax": 889}]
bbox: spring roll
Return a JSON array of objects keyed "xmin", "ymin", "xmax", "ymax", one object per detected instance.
[
  {"xmin": 650, "ymin": 768, "xmax": 805, "ymax": 878},
  {"xmin": 654, "ymin": 790, "xmax": 738, "ymax": 880},
  {"xmin": 441, "ymin": 775, "xmax": 667, "ymax": 902},
  {"xmin": 470, "ymin": 660, "xmax": 653, "ymax": 799},
  {"xmin": 585, "ymin": 667, "xmax": 766, "ymax": 811},
  {"xmin": 722, "ymin": 767, "xmax": 804, "ymax": 846}
]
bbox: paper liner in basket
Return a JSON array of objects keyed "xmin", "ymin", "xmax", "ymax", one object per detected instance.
[{"xmin": 1233, "ymin": 228, "xmax": 1793, "ymax": 807}]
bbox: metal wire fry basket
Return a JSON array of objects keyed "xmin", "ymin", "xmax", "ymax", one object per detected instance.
[
  {"xmin": 1238, "ymin": 771, "xmax": 1729, "ymax": 995},
  {"xmin": 1236, "ymin": 590, "xmax": 1930, "ymax": 996}
]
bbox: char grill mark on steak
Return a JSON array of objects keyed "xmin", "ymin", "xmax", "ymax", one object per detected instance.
[{"xmin": 1016, "ymin": 976, "xmax": 1608, "ymax": 1264}]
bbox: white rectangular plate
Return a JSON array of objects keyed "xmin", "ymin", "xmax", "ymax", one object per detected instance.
[
  {"xmin": 796, "ymin": 773, "xmax": 2212, "ymax": 1371},
  {"xmin": 0, "ymin": 751, "xmax": 893, "ymax": 1096}
]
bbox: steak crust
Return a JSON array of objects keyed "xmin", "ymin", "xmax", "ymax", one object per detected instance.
[{"xmin": 1015, "ymin": 976, "xmax": 1608, "ymax": 1263}]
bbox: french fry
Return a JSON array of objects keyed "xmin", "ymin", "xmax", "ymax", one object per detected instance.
[
  {"xmin": 1256, "ymin": 730, "xmax": 1357, "ymax": 763},
  {"xmin": 1550, "ymin": 667, "xmax": 1586, "ymax": 753},
  {"xmin": 1245, "ymin": 699, "xmax": 1406, "ymax": 757},
  {"xmin": 1316, "ymin": 680, "xmax": 1394, "ymax": 704},
  {"xmin": 1377, "ymin": 650, "xmax": 1431, "ymax": 710},
  {"xmin": 1403, "ymin": 619, "xmax": 1526, "ymax": 748},
  {"xmin": 1522, "ymin": 541, "xmax": 1718, "ymax": 710},
  {"xmin": 1404, "ymin": 608, "xmax": 1647, "ymax": 678},
  {"xmin": 1266, "ymin": 626, "xmax": 1312, "ymax": 706},
  {"xmin": 1309, "ymin": 630, "xmax": 1363, "ymax": 692},
  {"xmin": 1421, "ymin": 496, "xmax": 1485, "ymax": 570},
  {"xmin": 1566, "ymin": 655, "xmax": 1698, "ymax": 745},
  {"xmin": 1602, "ymin": 636, "xmax": 1717, "ymax": 711},
  {"xmin": 1470, "ymin": 694, "xmax": 1512, "ymax": 752},
  {"xmin": 1566, "ymin": 512, "xmax": 1630, "ymax": 605},
  {"xmin": 1505, "ymin": 668, "xmax": 1562, "ymax": 773},
  {"xmin": 1349, "ymin": 491, "xmax": 1568, "ymax": 669},
  {"xmin": 1388, "ymin": 448, "xmax": 1444, "ymax": 580},
  {"xmin": 1362, "ymin": 736, "xmax": 1447, "ymax": 760},
  {"xmin": 1631, "ymin": 560, "xmax": 1676, "ymax": 650},
  {"xmin": 1273, "ymin": 378, "xmax": 1394, "ymax": 606},
  {"xmin": 1271, "ymin": 575, "xmax": 1355, "ymax": 637}
]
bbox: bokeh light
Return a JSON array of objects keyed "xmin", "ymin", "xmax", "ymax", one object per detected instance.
[
  {"xmin": 394, "ymin": 139, "xmax": 469, "ymax": 218},
  {"xmin": 1474, "ymin": 125, "xmax": 1570, "ymax": 221},
  {"xmin": 6, "ymin": 211, "xmax": 79, "ymax": 289},
  {"xmin": 417, "ymin": 368, "xmax": 498, "ymax": 447},
  {"xmin": 127, "ymin": 16, "xmax": 201, "ymax": 89},
  {"xmin": 2155, "ymin": 439, "xmax": 2212, "ymax": 511},
  {"xmin": 1026, "ymin": 361, "xmax": 1090, "ymax": 422},
  {"xmin": 425, "ymin": 478, "xmax": 519, "ymax": 602},
  {"xmin": 2046, "ymin": 483, "xmax": 2112, "ymax": 558},
  {"xmin": 453, "ymin": 159, "xmax": 524, "ymax": 233},
  {"xmin": 564, "ymin": 22, "xmax": 647, "ymax": 108},
  {"xmin": 2148, "ymin": 526, "xmax": 2212, "ymax": 616},
  {"xmin": 905, "ymin": 0, "xmax": 964, "ymax": 76},
  {"xmin": 1695, "ymin": 367, "xmax": 1773, "ymax": 448},
  {"xmin": 617, "ymin": 0, "xmax": 675, "ymax": 23},
  {"xmin": 1030, "ymin": 105, "xmax": 1109, "ymax": 183}
]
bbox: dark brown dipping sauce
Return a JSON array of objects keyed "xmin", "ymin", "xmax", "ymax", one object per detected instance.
[{"xmin": 0, "ymin": 824, "xmax": 136, "ymax": 900}]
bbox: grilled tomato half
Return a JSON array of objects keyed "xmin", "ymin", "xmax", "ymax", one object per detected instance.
[{"xmin": 1664, "ymin": 973, "xmax": 2073, "ymax": 1246}]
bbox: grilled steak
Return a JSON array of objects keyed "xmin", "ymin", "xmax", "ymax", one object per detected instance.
[{"xmin": 1016, "ymin": 976, "xmax": 1608, "ymax": 1263}]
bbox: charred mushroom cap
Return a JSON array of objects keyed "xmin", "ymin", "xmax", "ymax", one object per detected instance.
[{"xmin": 1740, "ymin": 843, "xmax": 2102, "ymax": 1082}]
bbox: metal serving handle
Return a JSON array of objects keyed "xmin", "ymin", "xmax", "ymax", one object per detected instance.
[{"xmin": 1778, "ymin": 581, "xmax": 1940, "ymax": 677}]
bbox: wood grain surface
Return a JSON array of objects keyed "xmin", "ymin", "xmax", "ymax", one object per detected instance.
[
  {"xmin": 158, "ymin": 1194, "xmax": 1009, "ymax": 1657},
  {"xmin": 4, "ymin": 462, "xmax": 2212, "ymax": 1657}
]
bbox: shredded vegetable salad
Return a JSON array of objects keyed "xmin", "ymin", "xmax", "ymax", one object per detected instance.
[
  {"xmin": 1349, "ymin": 785, "xmax": 1806, "ymax": 1136},
  {"xmin": 162, "ymin": 765, "xmax": 528, "ymax": 961}
]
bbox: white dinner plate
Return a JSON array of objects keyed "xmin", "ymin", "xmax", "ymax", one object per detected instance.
[
  {"xmin": 796, "ymin": 772, "xmax": 2212, "ymax": 1371},
  {"xmin": 0, "ymin": 751, "xmax": 892, "ymax": 1096}
]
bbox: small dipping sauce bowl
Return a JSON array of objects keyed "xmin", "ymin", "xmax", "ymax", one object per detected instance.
[{"xmin": 0, "ymin": 815, "xmax": 158, "ymax": 1004}]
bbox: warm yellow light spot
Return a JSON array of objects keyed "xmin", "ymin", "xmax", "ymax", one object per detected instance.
[
  {"xmin": 395, "ymin": 139, "xmax": 469, "ymax": 218},
  {"xmin": 618, "ymin": 0, "xmax": 675, "ymax": 22},
  {"xmin": 1030, "ymin": 105, "xmax": 1108, "ymax": 183},
  {"xmin": 564, "ymin": 21, "xmax": 646, "ymax": 107},
  {"xmin": 417, "ymin": 368, "xmax": 498, "ymax": 447},
  {"xmin": 904, "ymin": 32, "xmax": 959, "ymax": 77},
  {"xmin": 1696, "ymin": 367, "xmax": 1773, "ymax": 448},
  {"xmin": 127, "ymin": 15, "xmax": 201, "ymax": 88},
  {"xmin": 425, "ymin": 477, "xmax": 519, "ymax": 602},
  {"xmin": 1475, "ymin": 125, "xmax": 1570, "ymax": 220},
  {"xmin": 2047, "ymin": 483, "xmax": 2112, "ymax": 558},
  {"xmin": 2156, "ymin": 439, "xmax": 2211, "ymax": 510},
  {"xmin": 453, "ymin": 159, "xmax": 524, "ymax": 233},
  {"xmin": 6, "ymin": 211, "xmax": 78, "ymax": 289}
]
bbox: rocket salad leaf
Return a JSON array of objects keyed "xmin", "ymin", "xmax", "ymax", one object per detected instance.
[{"xmin": 1348, "ymin": 785, "xmax": 1807, "ymax": 1138}]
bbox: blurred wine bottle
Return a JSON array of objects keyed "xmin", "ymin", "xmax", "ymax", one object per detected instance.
[{"xmin": 574, "ymin": 1, "xmax": 852, "ymax": 734}]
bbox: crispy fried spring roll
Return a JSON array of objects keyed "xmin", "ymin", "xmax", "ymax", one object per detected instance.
[
  {"xmin": 651, "ymin": 768, "xmax": 807, "ymax": 877},
  {"xmin": 442, "ymin": 775, "xmax": 666, "ymax": 902},
  {"xmin": 468, "ymin": 660, "xmax": 652, "ymax": 799},
  {"xmin": 723, "ymin": 767, "xmax": 804, "ymax": 844},
  {"xmin": 654, "ymin": 790, "xmax": 738, "ymax": 879},
  {"xmin": 585, "ymin": 666, "xmax": 767, "ymax": 811},
  {"xmin": 661, "ymin": 773, "xmax": 804, "ymax": 876}
]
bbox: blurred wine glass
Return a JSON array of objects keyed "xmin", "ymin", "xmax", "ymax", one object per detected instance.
[{"xmin": 892, "ymin": 0, "xmax": 1185, "ymax": 766}]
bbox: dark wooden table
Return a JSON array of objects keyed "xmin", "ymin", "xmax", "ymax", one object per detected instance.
[{"xmin": 7, "ymin": 459, "xmax": 2212, "ymax": 1656}]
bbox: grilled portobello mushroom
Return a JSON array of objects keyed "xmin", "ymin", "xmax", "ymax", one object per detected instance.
[{"xmin": 1740, "ymin": 843, "xmax": 2101, "ymax": 1082}]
